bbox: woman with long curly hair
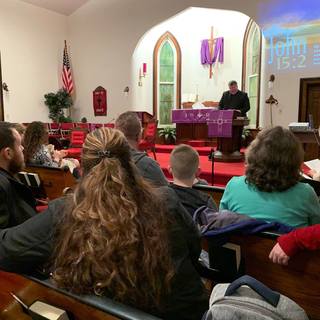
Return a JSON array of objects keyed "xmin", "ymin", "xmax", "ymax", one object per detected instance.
[
  {"xmin": 220, "ymin": 126, "xmax": 320, "ymax": 227},
  {"xmin": 0, "ymin": 127, "xmax": 208, "ymax": 319},
  {"xmin": 23, "ymin": 121, "xmax": 58, "ymax": 166},
  {"xmin": 23, "ymin": 121, "xmax": 79, "ymax": 176}
]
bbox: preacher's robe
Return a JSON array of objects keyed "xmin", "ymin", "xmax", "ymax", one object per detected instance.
[{"xmin": 219, "ymin": 90, "xmax": 250, "ymax": 116}]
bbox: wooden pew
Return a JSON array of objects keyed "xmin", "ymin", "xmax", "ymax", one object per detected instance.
[
  {"xmin": 193, "ymin": 184, "xmax": 224, "ymax": 205},
  {"xmin": 195, "ymin": 185, "xmax": 320, "ymax": 319},
  {"xmin": 24, "ymin": 165, "xmax": 77, "ymax": 200},
  {"xmin": 203, "ymin": 233, "xmax": 320, "ymax": 320},
  {"xmin": 227, "ymin": 233, "xmax": 320, "ymax": 320},
  {"xmin": 0, "ymin": 271, "xmax": 161, "ymax": 320}
]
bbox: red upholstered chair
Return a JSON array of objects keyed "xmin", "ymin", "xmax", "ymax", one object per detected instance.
[
  {"xmin": 67, "ymin": 130, "xmax": 87, "ymax": 159},
  {"xmin": 75, "ymin": 122, "xmax": 90, "ymax": 131},
  {"xmin": 48, "ymin": 123, "xmax": 61, "ymax": 139},
  {"xmin": 90, "ymin": 123, "xmax": 103, "ymax": 131},
  {"xmin": 104, "ymin": 123, "xmax": 115, "ymax": 128},
  {"xmin": 138, "ymin": 120, "xmax": 158, "ymax": 160},
  {"xmin": 60, "ymin": 123, "xmax": 74, "ymax": 140}
]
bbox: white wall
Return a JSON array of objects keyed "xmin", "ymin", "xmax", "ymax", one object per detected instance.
[
  {"xmin": 2, "ymin": 0, "xmax": 318, "ymax": 127},
  {"xmin": 68, "ymin": 0, "xmax": 320, "ymax": 127},
  {"xmin": 67, "ymin": 0, "xmax": 258, "ymax": 123},
  {"xmin": 131, "ymin": 8, "xmax": 249, "ymax": 115},
  {"xmin": 0, "ymin": 0, "xmax": 67, "ymax": 122}
]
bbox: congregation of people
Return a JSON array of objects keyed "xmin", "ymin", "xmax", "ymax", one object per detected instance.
[{"xmin": 0, "ymin": 112, "xmax": 320, "ymax": 319}]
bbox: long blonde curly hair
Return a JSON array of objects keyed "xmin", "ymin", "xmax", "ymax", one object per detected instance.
[{"xmin": 53, "ymin": 128, "xmax": 174, "ymax": 310}]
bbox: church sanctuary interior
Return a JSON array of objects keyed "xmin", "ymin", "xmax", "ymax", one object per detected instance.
[{"xmin": 1, "ymin": 0, "xmax": 320, "ymax": 319}]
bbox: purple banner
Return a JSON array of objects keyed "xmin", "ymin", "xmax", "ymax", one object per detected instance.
[
  {"xmin": 207, "ymin": 110, "xmax": 234, "ymax": 138},
  {"xmin": 172, "ymin": 109, "xmax": 234, "ymax": 138}
]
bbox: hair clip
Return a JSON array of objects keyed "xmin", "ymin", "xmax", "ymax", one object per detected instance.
[{"xmin": 97, "ymin": 150, "xmax": 112, "ymax": 159}]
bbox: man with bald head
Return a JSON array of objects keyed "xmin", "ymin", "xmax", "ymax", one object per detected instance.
[{"xmin": 0, "ymin": 122, "xmax": 36, "ymax": 228}]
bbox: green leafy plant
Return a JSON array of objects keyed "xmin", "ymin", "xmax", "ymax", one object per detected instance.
[
  {"xmin": 158, "ymin": 126, "xmax": 176, "ymax": 144},
  {"xmin": 44, "ymin": 89, "xmax": 73, "ymax": 122},
  {"xmin": 242, "ymin": 127, "xmax": 251, "ymax": 140},
  {"xmin": 242, "ymin": 127, "xmax": 253, "ymax": 147}
]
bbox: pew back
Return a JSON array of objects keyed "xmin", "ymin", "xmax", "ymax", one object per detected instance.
[
  {"xmin": 195, "ymin": 185, "xmax": 320, "ymax": 319},
  {"xmin": 193, "ymin": 184, "xmax": 224, "ymax": 205},
  {"xmin": 24, "ymin": 165, "xmax": 77, "ymax": 200},
  {"xmin": 225, "ymin": 234, "xmax": 320, "ymax": 320},
  {"xmin": 0, "ymin": 271, "xmax": 160, "ymax": 320}
]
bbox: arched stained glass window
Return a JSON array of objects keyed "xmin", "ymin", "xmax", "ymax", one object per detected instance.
[
  {"xmin": 159, "ymin": 41, "xmax": 175, "ymax": 125},
  {"xmin": 153, "ymin": 32, "xmax": 181, "ymax": 126},
  {"xmin": 242, "ymin": 20, "xmax": 262, "ymax": 128}
]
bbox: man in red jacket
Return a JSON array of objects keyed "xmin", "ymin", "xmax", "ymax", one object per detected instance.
[{"xmin": 269, "ymin": 225, "xmax": 320, "ymax": 265}]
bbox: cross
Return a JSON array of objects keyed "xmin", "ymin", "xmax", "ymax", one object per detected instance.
[{"xmin": 208, "ymin": 26, "xmax": 216, "ymax": 79}]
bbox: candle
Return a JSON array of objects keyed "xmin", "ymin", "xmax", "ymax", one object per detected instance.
[
  {"xmin": 139, "ymin": 68, "xmax": 141, "ymax": 78},
  {"xmin": 143, "ymin": 63, "xmax": 147, "ymax": 74}
]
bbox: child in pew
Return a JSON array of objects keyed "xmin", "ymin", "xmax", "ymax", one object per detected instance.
[
  {"xmin": 169, "ymin": 144, "xmax": 217, "ymax": 216},
  {"xmin": 220, "ymin": 126, "xmax": 320, "ymax": 228},
  {"xmin": 0, "ymin": 128, "xmax": 208, "ymax": 320},
  {"xmin": 269, "ymin": 224, "xmax": 320, "ymax": 265},
  {"xmin": 23, "ymin": 121, "xmax": 80, "ymax": 178}
]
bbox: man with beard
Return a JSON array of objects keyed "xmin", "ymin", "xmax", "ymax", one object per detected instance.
[{"xmin": 0, "ymin": 122, "xmax": 36, "ymax": 228}]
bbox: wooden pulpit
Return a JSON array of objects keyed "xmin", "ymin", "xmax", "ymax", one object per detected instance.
[
  {"xmin": 172, "ymin": 109, "xmax": 249, "ymax": 162},
  {"xmin": 214, "ymin": 112, "xmax": 249, "ymax": 162}
]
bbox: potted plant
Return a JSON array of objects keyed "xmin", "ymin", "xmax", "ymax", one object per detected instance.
[
  {"xmin": 44, "ymin": 89, "xmax": 73, "ymax": 122},
  {"xmin": 158, "ymin": 126, "xmax": 176, "ymax": 145},
  {"xmin": 242, "ymin": 127, "xmax": 253, "ymax": 147}
]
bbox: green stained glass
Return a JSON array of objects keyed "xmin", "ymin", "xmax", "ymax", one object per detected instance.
[
  {"xmin": 160, "ymin": 41, "xmax": 174, "ymax": 82},
  {"xmin": 245, "ymin": 22, "xmax": 261, "ymax": 128},
  {"xmin": 159, "ymin": 84, "xmax": 174, "ymax": 125},
  {"xmin": 248, "ymin": 76, "xmax": 258, "ymax": 126},
  {"xmin": 251, "ymin": 28, "xmax": 260, "ymax": 74},
  {"xmin": 249, "ymin": 75, "xmax": 258, "ymax": 97},
  {"xmin": 252, "ymin": 28, "xmax": 260, "ymax": 55},
  {"xmin": 159, "ymin": 40, "xmax": 175, "ymax": 125},
  {"xmin": 247, "ymin": 96, "xmax": 257, "ymax": 126}
]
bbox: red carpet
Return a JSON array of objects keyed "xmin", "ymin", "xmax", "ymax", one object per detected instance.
[
  {"xmin": 153, "ymin": 144, "xmax": 245, "ymax": 187},
  {"xmin": 156, "ymin": 144, "xmax": 214, "ymax": 156}
]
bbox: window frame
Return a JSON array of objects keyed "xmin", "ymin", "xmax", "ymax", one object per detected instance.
[
  {"xmin": 0, "ymin": 52, "xmax": 4, "ymax": 121},
  {"xmin": 242, "ymin": 19, "xmax": 262, "ymax": 129},
  {"xmin": 153, "ymin": 32, "xmax": 181, "ymax": 123},
  {"xmin": 158, "ymin": 39, "xmax": 177, "ymax": 126}
]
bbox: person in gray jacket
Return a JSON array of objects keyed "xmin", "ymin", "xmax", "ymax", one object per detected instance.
[{"xmin": 115, "ymin": 111, "xmax": 168, "ymax": 187}]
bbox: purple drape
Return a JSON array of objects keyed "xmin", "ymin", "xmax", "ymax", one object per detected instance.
[
  {"xmin": 213, "ymin": 37, "xmax": 224, "ymax": 63},
  {"xmin": 201, "ymin": 39, "xmax": 211, "ymax": 64},
  {"xmin": 200, "ymin": 37, "xmax": 224, "ymax": 65}
]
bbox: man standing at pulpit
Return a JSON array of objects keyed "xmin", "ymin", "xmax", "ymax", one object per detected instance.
[{"xmin": 219, "ymin": 80, "xmax": 250, "ymax": 117}]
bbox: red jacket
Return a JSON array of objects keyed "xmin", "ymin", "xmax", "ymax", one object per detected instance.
[{"xmin": 278, "ymin": 224, "xmax": 320, "ymax": 256}]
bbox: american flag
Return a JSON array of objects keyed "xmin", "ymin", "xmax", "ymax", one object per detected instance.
[{"xmin": 62, "ymin": 41, "xmax": 74, "ymax": 94}]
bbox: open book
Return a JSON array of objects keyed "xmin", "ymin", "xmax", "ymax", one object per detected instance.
[
  {"xmin": 11, "ymin": 293, "xmax": 69, "ymax": 320},
  {"xmin": 302, "ymin": 159, "xmax": 320, "ymax": 179},
  {"xmin": 18, "ymin": 172, "xmax": 41, "ymax": 187}
]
